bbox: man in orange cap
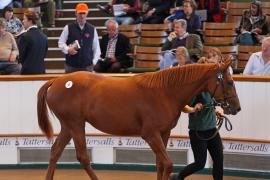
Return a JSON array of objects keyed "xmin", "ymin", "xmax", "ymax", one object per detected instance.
[{"xmin": 58, "ymin": 3, "xmax": 101, "ymax": 73}]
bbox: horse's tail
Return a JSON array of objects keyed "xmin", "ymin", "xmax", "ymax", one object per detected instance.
[{"xmin": 37, "ymin": 79, "xmax": 55, "ymax": 140}]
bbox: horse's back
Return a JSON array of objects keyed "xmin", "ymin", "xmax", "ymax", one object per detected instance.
[{"xmin": 45, "ymin": 72, "xmax": 103, "ymax": 114}]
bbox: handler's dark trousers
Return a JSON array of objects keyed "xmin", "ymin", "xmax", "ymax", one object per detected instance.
[{"xmin": 178, "ymin": 129, "xmax": 224, "ymax": 180}]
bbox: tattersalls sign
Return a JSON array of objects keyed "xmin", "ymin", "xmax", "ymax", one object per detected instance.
[
  {"xmin": 0, "ymin": 138, "xmax": 11, "ymax": 146},
  {"xmin": 224, "ymin": 141, "xmax": 269, "ymax": 155},
  {"xmin": 0, "ymin": 136, "xmax": 269, "ymax": 155}
]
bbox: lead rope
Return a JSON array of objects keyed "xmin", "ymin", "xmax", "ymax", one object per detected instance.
[{"xmin": 195, "ymin": 103, "xmax": 233, "ymax": 141}]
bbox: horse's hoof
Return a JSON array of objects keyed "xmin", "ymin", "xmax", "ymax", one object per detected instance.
[{"xmin": 169, "ymin": 173, "xmax": 179, "ymax": 180}]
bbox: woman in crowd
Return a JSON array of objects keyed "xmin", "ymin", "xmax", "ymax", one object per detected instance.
[
  {"xmin": 0, "ymin": 17, "xmax": 21, "ymax": 74},
  {"xmin": 171, "ymin": 46, "xmax": 193, "ymax": 67},
  {"xmin": 165, "ymin": 0, "xmax": 201, "ymax": 34},
  {"xmin": 2, "ymin": 6, "xmax": 24, "ymax": 38},
  {"xmin": 18, "ymin": 10, "xmax": 48, "ymax": 74},
  {"xmin": 236, "ymin": 0, "xmax": 269, "ymax": 45}
]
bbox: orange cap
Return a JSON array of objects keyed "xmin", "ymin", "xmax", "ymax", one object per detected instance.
[{"xmin": 76, "ymin": 3, "xmax": 89, "ymax": 13}]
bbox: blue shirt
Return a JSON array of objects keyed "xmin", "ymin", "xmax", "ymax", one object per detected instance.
[{"xmin": 243, "ymin": 52, "xmax": 270, "ymax": 75}]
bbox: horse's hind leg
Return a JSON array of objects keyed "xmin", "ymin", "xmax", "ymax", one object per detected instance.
[
  {"xmin": 143, "ymin": 132, "xmax": 172, "ymax": 180},
  {"xmin": 46, "ymin": 126, "xmax": 71, "ymax": 180},
  {"xmin": 71, "ymin": 124, "xmax": 98, "ymax": 180}
]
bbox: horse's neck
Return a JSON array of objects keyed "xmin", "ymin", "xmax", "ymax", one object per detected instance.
[{"xmin": 169, "ymin": 76, "xmax": 209, "ymax": 108}]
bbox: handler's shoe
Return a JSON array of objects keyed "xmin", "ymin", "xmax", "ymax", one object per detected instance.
[{"xmin": 169, "ymin": 173, "xmax": 180, "ymax": 180}]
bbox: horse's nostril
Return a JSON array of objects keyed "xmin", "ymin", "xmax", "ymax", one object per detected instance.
[{"xmin": 237, "ymin": 107, "xmax": 241, "ymax": 112}]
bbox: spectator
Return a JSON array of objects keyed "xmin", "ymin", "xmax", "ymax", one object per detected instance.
[
  {"xmin": 41, "ymin": 0, "xmax": 56, "ymax": 27},
  {"xmin": 94, "ymin": 20, "xmax": 132, "ymax": 73},
  {"xmin": 58, "ymin": 3, "xmax": 101, "ymax": 73},
  {"xmin": 171, "ymin": 46, "xmax": 193, "ymax": 67},
  {"xmin": 0, "ymin": 18, "xmax": 21, "ymax": 74},
  {"xmin": 18, "ymin": 10, "xmax": 48, "ymax": 74},
  {"xmin": 55, "ymin": 0, "xmax": 63, "ymax": 18},
  {"xmin": 160, "ymin": 19, "xmax": 203, "ymax": 69},
  {"xmin": 236, "ymin": 0, "xmax": 269, "ymax": 45},
  {"xmin": 243, "ymin": 36, "xmax": 270, "ymax": 75},
  {"xmin": 196, "ymin": 0, "xmax": 222, "ymax": 22},
  {"xmin": 164, "ymin": 0, "xmax": 184, "ymax": 23},
  {"xmin": 234, "ymin": 24, "xmax": 257, "ymax": 46},
  {"xmin": 97, "ymin": 0, "xmax": 141, "ymax": 25},
  {"xmin": 165, "ymin": 0, "xmax": 201, "ymax": 34},
  {"xmin": 142, "ymin": 0, "xmax": 171, "ymax": 24},
  {"xmin": 170, "ymin": 52, "xmax": 225, "ymax": 180},
  {"xmin": 23, "ymin": 0, "xmax": 56, "ymax": 27},
  {"xmin": 2, "ymin": 6, "xmax": 24, "ymax": 38}
]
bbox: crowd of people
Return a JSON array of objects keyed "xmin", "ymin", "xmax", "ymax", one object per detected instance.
[{"xmin": 0, "ymin": 0, "xmax": 269, "ymax": 76}]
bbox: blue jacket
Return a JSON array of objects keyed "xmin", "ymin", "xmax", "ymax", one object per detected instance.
[{"xmin": 18, "ymin": 27, "xmax": 48, "ymax": 74}]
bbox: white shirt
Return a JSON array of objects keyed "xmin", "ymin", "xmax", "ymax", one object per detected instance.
[
  {"xmin": 58, "ymin": 23, "xmax": 101, "ymax": 65},
  {"xmin": 178, "ymin": 32, "xmax": 189, "ymax": 40},
  {"xmin": 243, "ymin": 52, "xmax": 270, "ymax": 75},
  {"xmin": 25, "ymin": 25, "xmax": 38, "ymax": 32}
]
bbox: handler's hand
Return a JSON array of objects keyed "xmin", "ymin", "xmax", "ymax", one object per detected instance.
[
  {"xmin": 216, "ymin": 110, "xmax": 225, "ymax": 118},
  {"xmin": 194, "ymin": 103, "xmax": 203, "ymax": 112}
]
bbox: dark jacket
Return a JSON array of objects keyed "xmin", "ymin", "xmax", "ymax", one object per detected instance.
[
  {"xmin": 100, "ymin": 33, "xmax": 132, "ymax": 67},
  {"xmin": 238, "ymin": 9, "xmax": 269, "ymax": 35},
  {"xmin": 184, "ymin": 12, "xmax": 201, "ymax": 34},
  {"xmin": 66, "ymin": 22, "xmax": 95, "ymax": 68},
  {"xmin": 18, "ymin": 27, "xmax": 48, "ymax": 74}
]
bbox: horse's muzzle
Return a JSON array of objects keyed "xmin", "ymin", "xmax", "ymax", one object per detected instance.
[
  {"xmin": 223, "ymin": 106, "xmax": 241, "ymax": 115},
  {"xmin": 230, "ymin": 107, "xmax": 241, "ymax": 115}
]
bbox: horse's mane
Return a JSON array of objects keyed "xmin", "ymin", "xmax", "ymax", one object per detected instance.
[{"xmin": 133, "ymin": 64, "xmax": 217, "ymax": 88}]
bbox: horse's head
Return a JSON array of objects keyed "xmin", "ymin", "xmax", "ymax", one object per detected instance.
[{"xmin": 207, "ymin": 58, "xmax": 241, "ymax": 115}]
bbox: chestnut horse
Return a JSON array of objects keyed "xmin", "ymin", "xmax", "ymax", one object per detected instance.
[{"xmin": 37, "ymin": 58, "xmax": 241, "ymax": 180}]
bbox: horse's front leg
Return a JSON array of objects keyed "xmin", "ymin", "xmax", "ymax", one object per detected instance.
[
  {"xmin": 156, "ymin": 131, "xmax": 171, "ymax": 180},
  {"xmin": 143, "ymin": 131, "xmax": 173, "ymax": 180}
]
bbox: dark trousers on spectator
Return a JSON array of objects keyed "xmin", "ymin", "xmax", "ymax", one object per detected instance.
[
  {"xmin": 64, "ymin": 63, "xmax": 93, "ymax": 73},
  {"xmin": 0, "ymin": 62, "xmax": 21, "ymax": 75},
  {"xmin": 94, "ymin": 60, "xmax": 122, "ymax": 73}
]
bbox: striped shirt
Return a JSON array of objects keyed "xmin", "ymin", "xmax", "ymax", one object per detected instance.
[{"xmin": 105, "ymin": 34, "xmax": 118, "ymax": 58}]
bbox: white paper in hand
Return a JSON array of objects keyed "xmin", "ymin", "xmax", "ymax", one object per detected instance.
[
  {"xmin": 113, "ymin": 4, "xmax": 126, "ymax": 17},
  {"xmin": 69, "ymin": 40, "xmax": 81, "ymax": 50}
]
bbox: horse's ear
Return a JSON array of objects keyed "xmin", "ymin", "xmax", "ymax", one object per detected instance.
[{"xmin": 221, "ymin": 56, "xmax": 232, "ymax": 70}]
